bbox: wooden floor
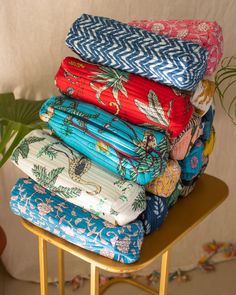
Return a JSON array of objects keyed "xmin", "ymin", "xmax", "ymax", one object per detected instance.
[{"xmin": 0, "ymin": 260, "xmax": 235, "ymax": 295}]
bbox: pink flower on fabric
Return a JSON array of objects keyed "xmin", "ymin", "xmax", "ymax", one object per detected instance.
[
  {"xmin": 103, "ymin": 221, "xmax": 116, "ymax": 228},
  {"xmin": 61, "ymin": 226, "xmax": 75, "ymax": 237},
  {"xmin": 198, "ymin": 22, "xmax": 209, "ymax": 32},
  {"xmin": 34, "ymin": 184, "xmax": 46, "ymax": 194},
  {"xmin": 110, "ymin": 236, "xmax": 118, "ymax": 247},
  {"xmin": 37, "ymin": 202, "xmax": 53, "ymax": 216},
  {"xmin": 116, "ymin": 237, "xmax": 131, "ymax": 253},
  {"xmin": 23, "ymin": 179, "xmax": 32, "ymax": 184},
  {"xmin": 177, "ymin": 29, "xmax": 189, "ymax": 38},
  {"xmin": 18, "ymin": 204, "xmax": 27, "ymax": 214},
  {"xmin": 191, "ymin": 156, "xmax": 198, "ymax": 169},
  {"xmin": 100, "ymin": 249, "xmax": 114, "ymax": 259},
  {"xmin": 151, "ymin": 23, "xmax": 165, "ymax": 33}
]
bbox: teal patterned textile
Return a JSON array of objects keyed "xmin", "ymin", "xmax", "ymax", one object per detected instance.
[
  {"xmin": 39, "ymin": 96, "xmax": 170, "ymax": 185},
  {"xmin": 10, "ymin": 178, "xmax": 144, "ymax": 264}
]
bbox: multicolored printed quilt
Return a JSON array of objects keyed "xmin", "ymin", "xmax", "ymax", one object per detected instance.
[
  {"xmin": 139, "ymin": 193, "xmax": 168, "ymax": 235},
  {"xmin": 170, "ymin": 114, "xmax": 202, "ymax": 160},
  {"xmin": 11, "ymin": 130, "xmax": 146, "ymax": 226},
  {"xmin": 128, "ymin": 19, "xmax": 223, "ymax": 75},
  {"xmin": 66, "ymin": 14, "xmax": 208, "ymax": 91},
  {"xmin": 191, "ymin": 80, "xmax": 215, "ymax": 117},
  {"xmin": 39, "ymin": 96, "xmax": 170, "ymax": 185},
  {"xmin": 179, "ymin": 139, "xmax": 204, "ymax": 181},
  {"xmin": 10, "ymin": 178, "xmax": 144, "ymax": 264},
  {"xmin": 55, "ymin": 57, "xmax": 193, "ymax": 139},
  {"xmin": 145, "ymin": 160, "xmax": 181, "ymax": 197}
]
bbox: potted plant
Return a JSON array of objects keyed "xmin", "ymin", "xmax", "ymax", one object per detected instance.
[{"xmin": 0, "ymin": 92, "xmax": 45, "ymax": 255}]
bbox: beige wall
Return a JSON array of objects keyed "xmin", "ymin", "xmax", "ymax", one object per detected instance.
[{"xmin": 0, "ymin": 0, "xmax": 236, "ymax": 281}]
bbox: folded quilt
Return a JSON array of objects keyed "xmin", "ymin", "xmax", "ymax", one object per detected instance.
[
  {"xmin": 55, "ymin": 57, "xmax": 193, "ymax": 139},
  {"xmin": 179, "ymin": 139, "xmax": 204, "ymax": 181},
  {"xmin": 11, "ymin": 130, "xmax": 146, "ymax": 226},
  {"xmin": 170, "ymin": 114, "xmax": 202, "ymax": 160},
  {"xmin": 145, "ymin": 160, "xmax": 181, "ymax": 197},
  {"xmin": 191, "ymin": 80, "xmax": 215, "ymax": 116},
  {"xmin": 180, "ymin": 155, "xmax": 209, "ymax": 197},
  {"xmin": 39, "ymin": 96, "xmax": 170, "ymax": 185},
  {"xmin": 139, "ymin": 193, "xmax": 168, "ymax": 235},
  {"xmin": 203, "ymin": 128, "xmax": 215, "ymax": 157},
  {"xmin": 166, "ymin": 182, "xmax": 183, "ymax": 208},
  {"xmin": 66, "ymin": 14, "xmax": 208, "ymax": 91},
  {"xmin": 10, "ymin": 178, "xmax": 144, "ymax": 264},
  {"xmin": 200, "ymin": 106, "xmax": 215, "ymax": 142},
  {"xmin": 128, "ymin": 19, "xmax": 223, "ymax": 75}
]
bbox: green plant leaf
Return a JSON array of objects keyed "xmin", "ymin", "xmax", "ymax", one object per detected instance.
[
  {"xmin": 0, "ymin": 93, "xmax": 46, "ymax": 167},
  {"xmin": 215, "ymin": 56, "xmax": 236, "ymax": 124}
]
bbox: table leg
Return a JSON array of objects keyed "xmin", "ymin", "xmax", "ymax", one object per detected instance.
[
  {"xmin": 90, "ymin": 264, "xmax": 99, "ymax": 295},
  {"xmin": 58, "ymin": 248, "xmax": 65, "ymax": 295},
  {"xmin": 159, "ymin": 250, "xmax": 170, "ymax": 295},
  {"xmin": 38, "ymin": 237, "xmax": 48, "ymax": 295}
]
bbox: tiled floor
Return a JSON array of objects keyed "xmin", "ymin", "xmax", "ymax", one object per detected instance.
[{"xmin": 0, "ymin": 259, "xmax": 236, "ymax": 295}]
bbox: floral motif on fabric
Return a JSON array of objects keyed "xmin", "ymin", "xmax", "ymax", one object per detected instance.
[{"xmin": 10, "ymin": 178, "xmax": 144, "ymax": 264}]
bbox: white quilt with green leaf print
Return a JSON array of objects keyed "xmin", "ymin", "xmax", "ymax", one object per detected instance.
[{"xmin": 11, "ymin": 130, "xmax": 146, "ymax": 225}]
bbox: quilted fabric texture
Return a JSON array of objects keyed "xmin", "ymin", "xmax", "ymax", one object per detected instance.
[
  {"xmin": 66, "ymin": 14, "xmax": 208, "ymax": 91},
  {"xmin": 139, "ymin": 194, "xmax": 168, "ymax": 235},
  {"xmin": 170, "ymin": 114, "xmax": 202, "ymax": 160},
  {"xmin": 11, "ymin": 130, "xmax": 146, "ymax": 226},
  {"xmin": 179, "ymin": 139, "xmax": 204, "ymax": 181},
  {"xmin": 39, "ymin": 96, "xmax": 170, "ymax": 185},
  {"xmin": 200, "ymin": 106, "xmax": 215, "ymax": 142},
  {"xmin": 145, "ymin": 160, "xmax": 181, "ymax": 197},
  {"xmin": 180, "ymin": 155, "xmax": 209, "ymax": 197},
  {"xmin": 55, "ymin": 57, "xmax": 193, "ymax": 139},
  {"xmin": 128, "ymin": 19, "xmax": 223, "ymax": 75},
  {"xmin": 10, "ymin": 178, "xmax": 144, "ymax": 264},
  {"xmin": 203, "ymin": 128, "xmax": 216, "ymax": 157},
  {"xmin": 191, "ymin": 80, "xmax": 215, "ymax": 116},
  {"xmin": 166, "ymin": 182, "xmax": 183, "ymax": 208}
]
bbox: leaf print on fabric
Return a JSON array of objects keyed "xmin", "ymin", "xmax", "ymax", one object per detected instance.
[
  {"xmin": 32, "ymin": 165, "xmax": 64, "ymax": 188},
  {"xmin": 32, "ymin": 164, "xmax": 81, "ymax": 198},
  {"xmin": 90, "ymin": 65, "xmax": 129, "ymax": 110},
  {"xmin": 153, "ymin": 199, "xmax": 164, "ymax": 216},
  {"xmin": 132, "ymin": 192, "xmax": 146, "ymax": 212},
  {"xmin": 37, "ymin": 142, "xmax": 60, "ymax": 160},
  {"xmin": 134, "ymin": 90, "xmax": 169, "ymax": 127},
  {"xmin": 53, "ymin": 185, "xmax": 81, "ymax": 199},
  {"xmin": 12, "ymin": 136, "xmax": 45, "ymax": 164}
]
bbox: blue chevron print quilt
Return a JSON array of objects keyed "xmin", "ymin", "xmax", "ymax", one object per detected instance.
[
  {"xmin": 10, "ymin": 178, "xmax": 144, "ymax": 264},
  {"xmin": 39, "ymin": 96, "xmax": 170, "ymax": 185},
  {"xmin": 66, "ymin": 14, "xmax": 208, "ymax": 91}
]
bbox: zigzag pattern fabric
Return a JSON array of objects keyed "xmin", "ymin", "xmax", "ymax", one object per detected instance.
[
  {"xmin": 66, "ymin": 14, "xmax": 208, "ymax": 91},
  {"xmin": 128, "ymin": 19, "xmax": 223, "ymax": 75},
  {"xmin": 10, "ymin": 178, "xmax": 144, "ymax": 263}
]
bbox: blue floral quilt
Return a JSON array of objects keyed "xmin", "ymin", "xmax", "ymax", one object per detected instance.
[{"xmin": 10, "ymin": 178, "xmax": 144, "ymax": 264}]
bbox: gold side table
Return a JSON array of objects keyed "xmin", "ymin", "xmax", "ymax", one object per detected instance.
[{"xmin": 20, "ymin": 174, "xmax": 228, "ymax": 295}]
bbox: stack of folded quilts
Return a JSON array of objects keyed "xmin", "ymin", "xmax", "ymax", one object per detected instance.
[{"xmin": 9, "ymin": 15, "xmax": 223, "ymax": 263}]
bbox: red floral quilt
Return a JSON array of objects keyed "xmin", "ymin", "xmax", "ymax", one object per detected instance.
[{"xmin": 55, "ymin": 57, "xmax": 193, "ymax": 139}]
